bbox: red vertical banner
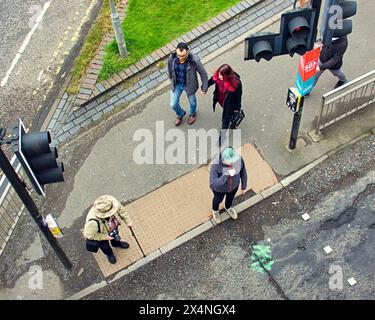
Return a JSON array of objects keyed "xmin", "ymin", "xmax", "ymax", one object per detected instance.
[
  {"xmin": 298, "ymin": 47, "xmax": 321, "ymax": 82},
  {"xmin": 296, "ymin": 46, "xmax": 321, "ymax": 96}
]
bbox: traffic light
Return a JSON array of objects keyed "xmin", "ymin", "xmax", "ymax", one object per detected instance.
[
  {"xmin": 279, "ymin": 9, "xmax": 317, "ymax": 57},
  {"xmin": 11, "ymin": 120, "xmax": 64, "ymax": 196},
  {"xmin": 244, "ymin": 32, "xmax": 277, "ymax": 62},
  {"xmin": 322, "ymin": 0, "xmax": 357, "ymax": 46},
  {"xmin": 245, "ymin": 7, "xmax": 318, "ymax": 62}
]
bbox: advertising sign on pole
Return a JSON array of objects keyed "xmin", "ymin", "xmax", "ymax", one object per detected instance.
[{"xmin": 295, "ymin": 46, "xmax": 321, "ymax": 96}]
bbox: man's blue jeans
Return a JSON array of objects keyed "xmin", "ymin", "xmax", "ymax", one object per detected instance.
[{"xmin": 170, "ymin": 83, "xmax": 197, "ymax": 118}]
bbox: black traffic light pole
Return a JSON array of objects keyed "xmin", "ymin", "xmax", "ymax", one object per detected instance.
[
  {"xmin": 289, "ymin": 96, "xmax": 305, "ymax": 150},
  {"xmin": 0, "ymin": 136, "xmax": 72, "ymax": 270},
  {"xmin": 288, "ymin": 0, "xmax": 321, "ymax": 150}
]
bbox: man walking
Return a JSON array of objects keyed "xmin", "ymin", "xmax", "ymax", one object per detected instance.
[
  {"xmin": 84, "ymin": 195, "xmax": 133, "ymax": 264},
  {"xmin": 313, "ymin": 36, "xmax": 349, "ymax": 90},
  {"xmin": 167, "ymin": 42, "xmax": 208, "ymax": 126}
]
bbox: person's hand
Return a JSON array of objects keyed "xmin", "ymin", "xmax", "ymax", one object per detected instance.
[
  {"xmin": 106, "ymin": 235, "xmax": 114, "ymax": 241},
  {"xmin": 228, "ymin": 168, "xmax": 236, "ymax": 176},
  {"xmin": 127, "ymin": 222, "xmax": 133, "ymax": 228}
]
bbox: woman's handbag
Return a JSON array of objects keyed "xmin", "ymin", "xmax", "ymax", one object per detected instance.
[
  {"xmin": 85, "ymin": 219, "xmax": 101, "ymax": 253},
  {"xmin": 229, "ymin": 109, "xmax": 245, "ymax": 129}
]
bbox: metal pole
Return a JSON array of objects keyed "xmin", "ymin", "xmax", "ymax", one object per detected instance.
[
  {"xmin": 0, "ymin": 147, "xmax": 72, "ymax": 270},
  {"xmin": 288, "ymin": 96, "xmax": 305, "ymax": 150},
  {"xmin": 109, "ymin": 0, "xmax": 128, "ymax": 58},
  {"xmin": 311, "ymin": 0, "xmax": 323, "ymax": 42}
]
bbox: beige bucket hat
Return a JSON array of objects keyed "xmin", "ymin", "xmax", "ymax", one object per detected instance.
[{"xmin": 93, "ymin": 195, "xmax": 119, "ymax": 219}]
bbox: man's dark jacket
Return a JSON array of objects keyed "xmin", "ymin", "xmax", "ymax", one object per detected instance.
[
  {"xmin": 319, "ymin": 36, "xmax": 348, "ymax": 71},
  {"xmin": 167, "ymin": 52, "xmax": 208, "ymax": 96}
]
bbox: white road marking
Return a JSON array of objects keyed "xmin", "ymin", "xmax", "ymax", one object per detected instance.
[
  {"xmin": 1, "ymin": 1, "xmax": 51, "ymax": 87},
  {"xmin": 37, "ymin": 70, "xmax": 44, "ymax": 81}
]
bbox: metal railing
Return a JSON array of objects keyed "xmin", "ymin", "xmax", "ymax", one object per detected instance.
[
  {"xmin": 0, "ymin": 156, "xmax": 26, "ymax": 257},
  {"xmin": 313, "ymin": 69, "xmax": 375, "ymax": 136}
]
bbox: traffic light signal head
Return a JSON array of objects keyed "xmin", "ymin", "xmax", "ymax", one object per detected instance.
[
  {"xmin": 244, "ymin": 8, "xmax": 318, "ymax": 62},
  {"xmin": 244, "ymin": 33, "xmax": 276, "ymax": 62},
  {"xmin": 12, "ymin": 120, "xmax": 64, "ymax": 196},
  {"xmin": 322, "ymin": 0, "xmax": 357, "ymax": 46},
  {"xmin": 280, "ymin": 9, "xmax": 316, "ymax": 57}
]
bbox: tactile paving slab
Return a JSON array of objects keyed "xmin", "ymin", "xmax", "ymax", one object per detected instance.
[
  {"xmin": 126, "ymin": 166, "xmax": 213, "ymax": 256},
  {"xmin": 239, "ymin": 144, "xmax": 278, "ymax": 193}
]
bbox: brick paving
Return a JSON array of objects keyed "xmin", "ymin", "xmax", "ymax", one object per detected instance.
[{"xmin": 93, "ymin": 144, "xmax": 278, "ymax": 278}]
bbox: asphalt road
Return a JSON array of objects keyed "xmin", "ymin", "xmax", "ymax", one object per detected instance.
[
  {"xmin": 0, "ymin": 0, "xmax": 99, "ymax": 134},
  {"xmin": 84, "ymin": 134, "xmax": 375, "ymax": 300}
]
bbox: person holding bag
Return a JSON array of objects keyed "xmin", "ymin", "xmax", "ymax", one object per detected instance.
[
  {"xmin": 207, "ymin": 64, "xmax": 244, "ymax": 130},
  {"xmin": 83, "ymin": 195, "xmax": 133, "ymax": 264},
  {"xmin": 209, "ymin": 147, "xmax": 248, "ymax": 224}
]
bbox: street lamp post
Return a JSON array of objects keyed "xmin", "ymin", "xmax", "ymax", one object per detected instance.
[{"xmin": 109, "ymin": 0, "xmax": 128, "ymax": 58}]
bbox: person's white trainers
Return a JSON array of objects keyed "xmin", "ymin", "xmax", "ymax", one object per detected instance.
[
  {"xmin": 225, "ymin": 207, "xmax": 238, "ymax": 220},
  {"xmin": 212, "ymin": 210, "xmax": 222, "ymax": 224}
]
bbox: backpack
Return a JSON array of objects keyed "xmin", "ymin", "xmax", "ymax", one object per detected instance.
[{"xmin": 85, "ymin": 219, "xmax": 101, "ymax": 253}]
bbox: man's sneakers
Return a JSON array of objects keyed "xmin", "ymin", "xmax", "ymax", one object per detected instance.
[
  {"xmin": 225, "ymin": 207, "xmax": 238, "ymax": 220},
  {"xmin": 334, "ymin": 80, "xmax": 347, "ymax": 89},
  {"xmin": 188, "ymin": 113, "xmax": 197, "ymax": 125},
  {"xmin": 175, "ymin": 110, "xmax": 187, "ymax": 126},
  {"xmin": 212, "ymin": 210, "xmax": 221, "ymax": 224},
  {"xmin": 107, "ymin": 254, "xmax": 117, "ymax": 264}
]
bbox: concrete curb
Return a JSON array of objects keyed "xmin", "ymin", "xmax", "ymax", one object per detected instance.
[
  {"xmin": 159, "ymin": 220, "xmax": 215, "ymax": 255},
  {"xmin": 65, "ymin": 280, "xmax": 107, "ymax": 300}
]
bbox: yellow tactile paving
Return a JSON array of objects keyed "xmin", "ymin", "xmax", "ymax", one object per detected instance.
[
  {"xmin": 240, "ymin": 144, "xmax": 278, "ymax": 193},
  {"xmin": 92, "ymin": 143, "xmax": 278, "ymax": 277}
]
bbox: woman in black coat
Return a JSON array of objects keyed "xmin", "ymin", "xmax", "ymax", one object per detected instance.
[{"xmin": 207, "ymin": 64, "xmax": 242, "ymax": 129}]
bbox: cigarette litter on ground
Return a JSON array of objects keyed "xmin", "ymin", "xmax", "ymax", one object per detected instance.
[
  {"xmin": 348, "ymin": 277, "xmax": 357, "ymax": 286},
  {"xmin": 323, "ymin": 246, "xmax": 333, "ymax": 254},
  {"xmin": 302, "ymin": 213, "xmax": 311, "ymax": 221}
]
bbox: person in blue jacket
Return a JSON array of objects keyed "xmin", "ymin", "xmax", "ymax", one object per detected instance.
[{"xmin": 209, "ymin": 147, "xmax": 248, "ymax": 224}]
